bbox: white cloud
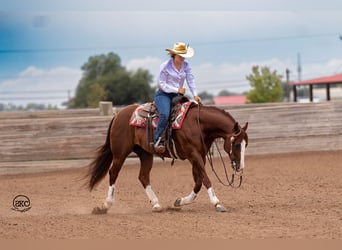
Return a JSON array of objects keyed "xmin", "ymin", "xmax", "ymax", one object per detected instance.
[
  {"xmin": 126, "ymin": 56, "xmax": 162, "ymax": 85},
  {"xmin": 1, "ymin": 57, "xmax": 342, "ymax": 108},
  {"xmin": 0, "ymin": 66, "xmax": 82, "ymax": 107},
  {"xmin": 126, "ymin": 56, "xmax": 342, "ymax": 95},
  {"xmin": 3, "ymin": 0, "xmax": 342, "ymax": 11}
]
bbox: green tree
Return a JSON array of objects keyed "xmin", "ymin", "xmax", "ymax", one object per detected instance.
[
  {"xmin": 246, "ymin": 66, "xmax": 284, "ymax": 103},
  {"xmin": 87, "ymin": 82, "xmax": 107, "ymax": 107},
  {"xmin": 198, "ymin": 91, "xmax": 213, "ymax": 100},
  {"xmin": 72, "ymin": 52, "xmax": 154, "ymax": 108},
  {"xmin": 218, "ymin": 90, "xmax": 238, "ymax": 96}
]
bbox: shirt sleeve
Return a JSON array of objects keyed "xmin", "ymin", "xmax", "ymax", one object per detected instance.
[{"xmin": 185, "ymin": 63, "xmax": 198, "ymax": 97}]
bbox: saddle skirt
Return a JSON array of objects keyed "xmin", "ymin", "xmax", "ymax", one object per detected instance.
[{"xmin": 129, "ymin": 101, "xmax": 192, "ymax": 129}]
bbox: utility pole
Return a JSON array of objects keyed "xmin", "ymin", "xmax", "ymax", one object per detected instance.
[
  {"xmin": 297, "ymin": 53, "xmax": 302, "ymax": 82},
  {"xmin": 297, "ymin": 52, "xmax": 307, "ymax": 99},
  {"xmin": 286, "ymin": 68, "xmax": 291, "ymax": 102}
]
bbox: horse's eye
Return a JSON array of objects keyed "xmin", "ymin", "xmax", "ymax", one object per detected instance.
[{"xmin": 234, "ymin": 144, "xmax": 241, "ymax": 149}]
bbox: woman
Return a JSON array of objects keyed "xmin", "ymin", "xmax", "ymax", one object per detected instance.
[{"xmin": 154, "ymin": 42, "xmax": 202, "ymax": 153}]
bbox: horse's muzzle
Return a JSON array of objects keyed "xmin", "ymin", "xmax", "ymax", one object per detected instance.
[{"xmin": 231, "ymin": 161, "xmax": 240, "ymax": 172}]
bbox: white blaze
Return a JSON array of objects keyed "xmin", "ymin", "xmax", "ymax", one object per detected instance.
[{"xmin": 240, "ymin": 139, "xmax": 246, "ymax": 169}]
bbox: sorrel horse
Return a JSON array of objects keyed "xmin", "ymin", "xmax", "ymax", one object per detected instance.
[{"xmin": 87, "ymin": 102, "xmax": 248, "ymax": 213}]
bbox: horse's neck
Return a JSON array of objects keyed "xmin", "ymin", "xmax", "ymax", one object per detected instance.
[{"xmin": 200, "ymin": 106, "xmax": 235, "ymax": 137}]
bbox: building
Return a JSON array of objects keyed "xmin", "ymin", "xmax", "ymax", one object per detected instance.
[
  {"xmin": 291, "ymin": 74, "xmax": 342, "ymax": 102},
  {"xmin": 213, "ymin": 95, "xmax": 247, "ymax": 105}
]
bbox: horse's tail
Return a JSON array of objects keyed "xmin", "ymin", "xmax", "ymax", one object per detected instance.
[{"xmin": 87, "ymin": 118, "xmax": 114, "ymax": 191}]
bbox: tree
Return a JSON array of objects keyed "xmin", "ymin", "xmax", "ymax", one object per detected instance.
[
  {"xmin": 87, "ymin": 82, "xmax": 107, "ymax": 107},
  {"xmin": 218, "ymin": 90, "xmax": 238, "ymax": 96},
  {"xmin": 71, "ymin": 52, "xmax": 154, "ymax": 108},
  {"xmin": 246, "ymin": 66, "xmax": 284, "ymax": 103},
  {"xmin": 198, "ymin": 91, "xmax": 213, "ymax": 100}
]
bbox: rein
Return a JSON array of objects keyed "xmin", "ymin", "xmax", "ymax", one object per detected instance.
[
  {"xmin": 196, "ymin": 105, "xmax": 243, "ymax": 188},
  {"xmin": 207, "ymin": 141, "xmax": 243, "ymax": 188}
]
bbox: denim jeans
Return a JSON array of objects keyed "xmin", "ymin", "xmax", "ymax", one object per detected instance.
[{"xmin": 153, "ymin": 90, "xmax": 178, "ymax": 143}]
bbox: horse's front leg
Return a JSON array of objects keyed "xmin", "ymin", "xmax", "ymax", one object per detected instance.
[
  {"xmin": 174, "ymin": 163, "xmax": 226, "ymax": 212},
  {"xmin": 203, "ymin": 171, "xmax": 226, "ymax": 212}
]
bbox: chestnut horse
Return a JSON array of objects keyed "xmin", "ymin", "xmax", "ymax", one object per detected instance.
[{"xmin": 87, "ymin": 103, "xmax": 248, "ymax": 213}]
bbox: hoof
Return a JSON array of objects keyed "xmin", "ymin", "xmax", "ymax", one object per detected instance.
[
  {"xmin": 152, "ymin": 204, "xmax": 163, "ymax": 212},
  {"xmin": 92, "ymin": 206, "xmax": 108, "ymax": 214},
  {"xmin": 167, "ymin": 205, "xmax": 182, "ymax": 211},
  {"xmin": 174, "ymin": 198, "xmax": 182, "ymax": 207},
  {"xmin": 215, "ymin": 204, "xmax": 227, "ymax": 212}
]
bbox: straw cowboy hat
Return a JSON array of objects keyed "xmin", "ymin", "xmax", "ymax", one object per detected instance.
[{"xmin": 166, "ymin": 42, "xmax": 194, "ymax": 58}]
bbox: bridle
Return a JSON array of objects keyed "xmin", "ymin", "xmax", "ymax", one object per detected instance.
[
  {"xmin": 207, "ymin": 139, "xmax": 244, "ymax": 188},
  {"xmin": 197, "ymin": 105, "xmax": 244, "ymax": 188}
]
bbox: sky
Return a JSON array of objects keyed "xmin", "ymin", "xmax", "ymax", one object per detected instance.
[{"xmin": 1, "ymin": 0, "xmax": 342, "ymax": 107}]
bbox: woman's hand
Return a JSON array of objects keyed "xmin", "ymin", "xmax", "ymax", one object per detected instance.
[
  {"xmin": 194, "ymin": 96, "xmax": 202, "ymax": 104},
  {"xmin": 178, "ymin": 87, "xmax": 186, "ymax": 95}
]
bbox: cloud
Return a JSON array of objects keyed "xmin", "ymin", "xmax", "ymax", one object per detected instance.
[
  {"xmin": 3, "ymin": 0, "xmax": 342, "ymax": 11},
  {"xmin": 1, "ymin": 57, "xmax": 342, "ymax": 108},
  {"xmin": 0, "ymin": 66, "xmax": 82, "ymax": 107},
  {"xmin": 125, "ymin": 57, "xmax": 290, "ymax": 94},
  {"xmin": 126, "ymin": 56, "xmax": 162, "ymax": 83},
  {"xmin": 126, "ymin": 56, "xmax": 342, "ymax": 95}
]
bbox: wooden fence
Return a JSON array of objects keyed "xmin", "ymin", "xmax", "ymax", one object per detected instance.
[{"xmin": 0, "ymin": 101, "xmax": 341, "ymax": 163}]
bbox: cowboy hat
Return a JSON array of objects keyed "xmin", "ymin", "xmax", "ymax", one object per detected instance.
[{"xmin": 165, "ymin": 42, "xmax": 194, "ymax": 58}]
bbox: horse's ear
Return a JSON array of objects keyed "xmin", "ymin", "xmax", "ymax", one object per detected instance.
[
  {"xmin": 242, "ymin": 122, "xmax": 248, "ymax": 131},
  {"xmin": 233, "ymin": 122, "xmax": 240, "ymax": 134}
]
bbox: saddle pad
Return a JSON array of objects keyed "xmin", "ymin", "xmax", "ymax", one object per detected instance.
[{"xmin": 129, "ymin": 102, "xmax": 192, "ymax": 129}]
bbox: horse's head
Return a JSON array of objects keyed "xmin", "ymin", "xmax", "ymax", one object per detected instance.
[{"xmin": 224, "ymin": 122, "xmax": 248, "ymax": 172}]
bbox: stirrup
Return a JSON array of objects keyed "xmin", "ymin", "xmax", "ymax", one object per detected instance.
[{"xmin": 154, "ymin": 137, "xmax": 165, "ymax": 154}]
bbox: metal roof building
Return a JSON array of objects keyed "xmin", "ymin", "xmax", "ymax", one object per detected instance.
[{"xmin": 291, "ymin": 74, "xmax": 342, "ymax": 102}]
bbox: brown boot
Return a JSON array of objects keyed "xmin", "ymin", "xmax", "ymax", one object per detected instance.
[{"xmin": 154, "ymin": 137, "xmax": 165, "ymax": 154}]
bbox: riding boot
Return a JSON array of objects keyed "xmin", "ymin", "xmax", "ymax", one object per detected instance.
[{"xmin": 154, "ymin": 137, "xmax": 165, "ymax": 154}]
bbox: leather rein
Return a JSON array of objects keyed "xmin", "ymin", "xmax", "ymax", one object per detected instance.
[{"xmin": 196, "ymin": 104, "xmax": 243, "ymax": 188}]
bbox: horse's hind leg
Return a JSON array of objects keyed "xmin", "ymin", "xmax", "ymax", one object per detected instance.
[
  {"xmin": 92, "ymin": 156, "xmax": 126, "ymax": 214},
  {"xmin": 135, "ymin": 147, "xmax": 162, "ymax": 212}
]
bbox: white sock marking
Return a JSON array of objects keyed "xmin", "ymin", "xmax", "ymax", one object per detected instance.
[
  {"xmin": 180, "ymin": 191, "xmax": 197, "ymax": 205},
  {"xmin": 207, "ymin": 187, "xmax": 220, "ymax": 206},
  {"xmin": 145, "ymin": 185, "xmax": 159, "ymax": 206},
  {"xmin": 103, "ymin": 185, "xmax": 115, "ymax": 209}
]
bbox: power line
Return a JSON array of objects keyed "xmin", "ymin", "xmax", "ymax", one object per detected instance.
[
  {"xmin": 0, "ymin": 47, "xmax": 101, "ymax": 54},
  {"xmin": 0, "ymin": 32, "xmax": 339, "ymax": 54},
  {"xmin": 196, "ymin": 33, "xmax": 340, "ymax": 46},
  {"xmin": 0, "ymin": 96, "xmax": 68, "ymax": 101},
  {"xmin": 0, "ymin": 89, "xmax": 71, "ymax": 94}
]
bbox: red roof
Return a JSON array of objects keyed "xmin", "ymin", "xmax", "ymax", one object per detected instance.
[
  {"xmin": 291, "ymin": 74, "xmax": 342, "ymax": 86},
  {"xmin": 213, "ymin": 95, "xmax": 247, "ymax": 105}
]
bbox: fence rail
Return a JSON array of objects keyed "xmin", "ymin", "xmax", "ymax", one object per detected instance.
[{"xmin": 0, "ymin": 101, "xmax": 341, "ymax": 163}]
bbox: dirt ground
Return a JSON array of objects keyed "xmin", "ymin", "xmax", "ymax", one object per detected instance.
[{"xmin": 0, "ymin": 151, "xmax": 341, "ymax": 239}]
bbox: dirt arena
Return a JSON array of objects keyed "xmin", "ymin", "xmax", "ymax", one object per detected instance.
[{"xmin": 0, "ymin": 151, "xmax": 341, "ymax": 239}]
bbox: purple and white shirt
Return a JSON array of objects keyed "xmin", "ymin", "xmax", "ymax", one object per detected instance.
[{"xmin": 157, "ymin": 59, "xmax": 198, "ymax": 97}]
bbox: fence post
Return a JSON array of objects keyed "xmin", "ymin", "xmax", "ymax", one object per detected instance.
[{"xmin": 99, "ymin": 101, "xmax": 113, "ymax": 116}]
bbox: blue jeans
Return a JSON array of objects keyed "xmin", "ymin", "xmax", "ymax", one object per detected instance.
[{"xmin": 153, "ymin": 90, "xmax": 178, "ymax": 143}]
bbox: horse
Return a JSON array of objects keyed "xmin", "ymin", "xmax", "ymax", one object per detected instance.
[{"xmin": 86, "ymin": 102, "xmax": 248, "ymax": 213}]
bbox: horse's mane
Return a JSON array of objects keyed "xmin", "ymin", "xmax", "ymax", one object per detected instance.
[{"xmin": 191, "ymin": 104, "xmax": 236, "ymax": 123}]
